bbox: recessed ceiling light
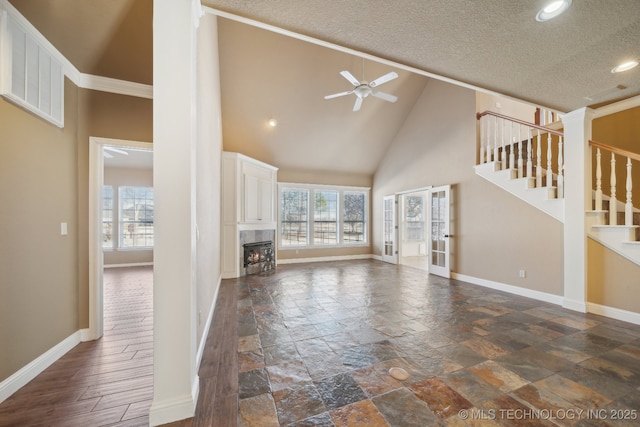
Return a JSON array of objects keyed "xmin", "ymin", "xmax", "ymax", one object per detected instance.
[
  {"xmin": 611, "ymin": 60, "xmax": 639, "ymax": 74},
  {"xmin": 268, "ymin": 118, "xmax": 278, "ymax": 127},
  {"xmin": 536, "ymin": 0, "xmax": 572, "ymax": 21}
]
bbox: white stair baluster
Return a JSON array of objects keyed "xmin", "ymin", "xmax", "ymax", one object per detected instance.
[
  {"xmin": 595, "ymin": 148, "xmax": 603, "ymax": 211},
  {"xmin": 526, "ymin": 128, "xmax": 533, "ymax": 178},
  {"xmin": 479, "ymin": 116, "xmax": 485, "ymax": 164},
  {"xmin": 610, "ymin": 152, "xmax": 617, "ymax": 225},
  {"xmin": 626, "ymin": 157, "xmax": 633, "ymax": 226},
  {"xmin": 557, "ymin": 137, "xmax": 564, "ymax": 198},
  {"xmin": 536, "ymin": 130, "xmax": 542, "ymax": 188},
  {"xmin": 518, "ymin": 124, "xmax": 524, "ymax": 178},
  {"xmin": 501, "ymin": 119, "xmax": 506, "ymax": 170},
  {"xmin": 546, "ymin": 133, "xmax": 553, "ymax": 188},
  {"xmin": 509, "ymin": 122, "xmax": 515, "ymax": 170},
  {"xmin": 493, "ymin": 116, "xmax": 499, "ymax": 166}
]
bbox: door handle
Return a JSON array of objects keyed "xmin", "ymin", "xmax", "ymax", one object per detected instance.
[{"xmin": 444, "ymin": 234, "xmax": 452, "ymax": 238}]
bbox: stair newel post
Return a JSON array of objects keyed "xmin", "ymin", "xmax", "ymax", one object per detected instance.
[
  {"xmin": 517, "ymin": 124, "xmax": 524, "ymax": 178},
  {"xmin": 536, "ymin": 129, "xmax": 543, "ymax": 188},
  {"xmin": 626, "ymin": 156, "xmax": 633, "ymax": 226},
  {"xmin": 557, "ymin": 136, "xmax": 564, "ymax": 198},
  {"xmin": 494, "ymin": 116, "xmax": 499, "ymax": 166},
  {"xmin": 610, "ymin": 152, "xmax": 617, "ymax": 225},
  {"xmin": 546, "ymin": 132, "xmax": 553, "ymax": 188},
  {"xmin": 526, "ymin": 127, "xmax": 533, "ymax": 179},
  {"xmin": 595, "ymin": 148, "xmax": 603, "ymax": 211},
  {"xmin": 501, "ymin": 118, "xmax": 506, "ymax": 170},
  {"xmin": 509, "ymin": 121, "xmax": 515, "ymax": 170},
  {"xmin": 479, "ymin": 116, "xmax": 485, "ymax": 164}
]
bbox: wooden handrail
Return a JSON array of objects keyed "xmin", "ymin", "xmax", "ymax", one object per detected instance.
[
  {"xmin": 589, "ymin": 140, "xmax": 640, "ymax": 162},
  {"xmin": 477, "ymin": 110, "xmax": 564, "ymax": 137}
]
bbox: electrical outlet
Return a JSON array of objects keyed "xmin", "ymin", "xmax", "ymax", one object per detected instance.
[{"xmin": 519, "ymin": 270, "xmax": 526, "ymax": 278}]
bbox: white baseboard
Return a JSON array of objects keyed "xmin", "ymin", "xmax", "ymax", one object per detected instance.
[
  {"xmin": 79, "ymin": 328, "xmax": 93, "ymax": 342},
  {"xmin": 149, "ymin": 379, "xmax": 199, "ymax": 427},
  {"xmin": 104, "ymin": 262, "xmax": 154, "ymax": 269},
  {"xmin": 451, "ymin": 273, "xmax": 564, "ymax": 306},
  {"xmin": 196, "ymin": 274, "xmax": 222, "ymax": 369},
  {"xmin": 0, "ymin": 330, "xmax": 81, "ymax": 404},
  {"xmin": 278, "ymin": 254, "xmax": 374, "ymax": 265},
  {"xmin": 588, "ymin": 302, "xmax": 640, "ymax": 326},
  {"xmin": 563, "ymin": 298, "xmax": 588, "ymax": 313}
]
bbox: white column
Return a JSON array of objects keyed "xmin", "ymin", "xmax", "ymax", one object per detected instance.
[
  {"xmin": 150, "ymin": 0, "xmax": 199, "ymax": 425},
  {"xmin": 561, "ymin": 108, "xmax": 594, "ymax": 313}
]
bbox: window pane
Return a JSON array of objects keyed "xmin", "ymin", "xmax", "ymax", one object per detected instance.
[
  {"xmin": 314, "ymin": 191, "xmax": 338, "ymax": 244},
  {"xmin": 405, "ymin": 195, "xmax": 424, "ymax": 241},
  {"xmin": 119, "ymin": 186, "xmax": 154, "ymax": 248},
  {"xmin": 344, "ymin": 192, "xmax": 366, "ymax": 243},
  {"xmin": 281, "ymin": 188, "xmax": 308, "ymax": 246},
  {"xmin": 102, "ymin": 186, "xmax": 113, "ymax": 249}
]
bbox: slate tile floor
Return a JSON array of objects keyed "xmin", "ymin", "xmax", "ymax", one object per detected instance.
[{"xmin": 234, "ymin": 260, "xmax": 640, "ymax": 426}]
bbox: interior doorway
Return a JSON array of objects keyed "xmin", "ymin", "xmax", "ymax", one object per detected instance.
[
  {"xmin": 89, "ymin": 137, "xmax": 153, "ymax": 340},
  {"xmin": 398, "ymin": 189, "xmax": 430, "ymax": 271}
]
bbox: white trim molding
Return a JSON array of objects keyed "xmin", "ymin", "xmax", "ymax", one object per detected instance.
[
  {"xmin": 196, "ymin": 275, "xmax": 222, "ymax": 369},
  {"xmin": 588, "ymin": 302, "xmax": 640, "ymax": 326},
  {"xmin": 104, "ymin": 262, "xmax": 154, "ymax": 269},
  {"xmin": 0, "ymin": 331, "xmax": 81, "ymax": 404},
  {"xmin": 451, "ymin": 273, "xmax": 564, "ymax": 306},
  {"xmin": 148, "ymin": 383, "xmax": 199, "ymax": 427}
]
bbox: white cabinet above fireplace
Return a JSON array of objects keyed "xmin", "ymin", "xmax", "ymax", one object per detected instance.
[{"xmin": 222, "ymin": 152, "xmax": 278, "ymax": 278}]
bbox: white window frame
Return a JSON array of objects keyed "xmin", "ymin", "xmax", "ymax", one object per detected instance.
[
  {"xmin": 278, "ymin": 183, "xmax": 370, "ymax": 249},
  {"xmin": 118, "ymin": 186, "xmax": 154, "ymax": 250}
]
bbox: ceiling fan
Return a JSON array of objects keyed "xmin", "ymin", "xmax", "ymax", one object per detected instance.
[{"xmin": 324, "ymin": 68, "xmax": 399, "ymax": 112}]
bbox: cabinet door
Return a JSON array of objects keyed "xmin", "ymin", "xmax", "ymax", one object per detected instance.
[
  {"xmin": 243, "ymin": 174, "xmax": 261, "ymax": 222},
  {"xmin": 259, "ymin": 178, "xmax": 274, "ymax": 223}
]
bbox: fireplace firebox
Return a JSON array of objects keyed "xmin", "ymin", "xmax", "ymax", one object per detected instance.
[{"xmin": 242, "ymin": 241, "xmax": 275, "ymax": 275}]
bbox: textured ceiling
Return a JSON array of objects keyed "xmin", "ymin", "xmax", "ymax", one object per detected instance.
[{"xmin": 204, "ymin": 0, "xmax": 640, "ymax": 112}]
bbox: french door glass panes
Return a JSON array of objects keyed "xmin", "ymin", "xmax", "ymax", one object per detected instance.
[{"xmin": 429, "ymin": 185, "xmax": 450, "ymax": 278}]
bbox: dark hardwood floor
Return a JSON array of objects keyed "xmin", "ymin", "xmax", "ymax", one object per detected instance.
[{"xmin": 0, "ymin": 266, "xmax": 154, "ymax": 427}]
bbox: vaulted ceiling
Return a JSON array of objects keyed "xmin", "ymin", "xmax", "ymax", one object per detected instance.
[{"xmin": 8, "ymin": 0, "xmax": 640, "ymax": 176}]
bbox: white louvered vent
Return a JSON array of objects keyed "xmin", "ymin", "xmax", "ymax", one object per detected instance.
[{"xmin": 1, "ymin": 10, "xmax": 64, "ymax": 127}]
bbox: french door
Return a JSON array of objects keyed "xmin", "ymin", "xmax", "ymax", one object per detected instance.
[
  {"xmin": 382, "ymin": 195, "xmax": 397, "ymax": 264},
  {"xmin": 428, "ymin": 185, "xmax": 451, "ymax": 278}
]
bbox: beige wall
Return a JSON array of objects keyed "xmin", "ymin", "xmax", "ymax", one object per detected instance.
[
  {"xmin": 0, "ymin": 79, "xmax": 152, "ymax": 382},
  {"xmin": 588, "ymin": 239, "xmax": 640, "ymax": 312},
  {"xmin": 373, "ymin": 79, "xmax": 564, "ymax": 296},
  {"xmin": 103, "ymin": 167, "xmax": 154, "ymax": 266},
  {"xmin": 0, "ymin": 79, "xmax": 79, "ymax": 381},
  {"xmin": 195, "ymin": 14, "xmax": 223, "ymax": 343}
]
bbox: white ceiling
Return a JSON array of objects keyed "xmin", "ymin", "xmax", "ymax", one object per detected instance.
[{"xmin": 103, "ymin": 147, "xmax": 153, "ymax": 170}]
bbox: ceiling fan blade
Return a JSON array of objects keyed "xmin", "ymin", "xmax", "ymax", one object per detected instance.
[
  {"xmin": 340, "ymin": 70, "xmax": 361, "ymax": 86},
  {"xmin": 353, "ymin": 96, "xmax": 363, "ymax": 112},
  {"xmin": 369, "ymin": 71, "xmax": 398, "ymax": 88},
  {"xmin": 324, "ymin": 90, "xmax": 354, "ymax": 100},
  {"xmin": 104, "ymin": 146, "xmax": 129, "ymax": 155},
  {"xmin": 371, "ymin": 90, "xmax": 398, "ymax": 103}
]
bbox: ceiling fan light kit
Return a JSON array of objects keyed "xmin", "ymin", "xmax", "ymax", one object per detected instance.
[{"xmin": 324, "ymin": 69, "xmax": 399, "ymax": 112}]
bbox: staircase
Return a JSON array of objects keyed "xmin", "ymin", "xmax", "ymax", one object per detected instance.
[{"xmin": 475, "ymin": 110, "xmax": 640, "ymax": 267}]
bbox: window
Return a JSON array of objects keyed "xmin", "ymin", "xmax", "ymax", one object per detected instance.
[
  {"xmin": 405, "ymin": 195, "xmax": 425, "ymax": 241},
  {"xmin": 102, "ymin": 186, "xmax": 113, "ymax": 249},
  {"xmin": 279, "ymin": 184, "xmax": 369, "ymax": 248},
  {"xmin": 343, "ymin": 191, "xmax": 366, "ymax": 243},
  {"xmin": 314, "ymin": 190, "xmax": 338, "ymax": 244},
  {"xmin": 281, "ymin": 188, "xmax": 308, "ymax": 246},
  {"xmin": 119, "ymin": 186, "xmax": 154, "ymax": 248}
]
